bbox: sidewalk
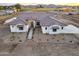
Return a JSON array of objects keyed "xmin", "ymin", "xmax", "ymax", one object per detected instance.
[{"xmin": 27, "ymin": 28, "xmax": 33, "ymax": 40}]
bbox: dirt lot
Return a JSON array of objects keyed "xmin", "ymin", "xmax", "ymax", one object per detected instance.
[
  {"xmin": 0, "ymin": 25, "xmax": 27, "ymax": 55},
  {"xmin": 0, "ymin": 25, "xmax": 79, "ymax": 56},
  {"xmin": 0, "ymin": 11, "xmax": 79, "ymax": 56}
]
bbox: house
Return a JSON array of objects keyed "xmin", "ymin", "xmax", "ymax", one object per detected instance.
[
  {"xmin": 0, "ymin": 10, "xmax": 6, "ymax": 16},
  {"xmin": 4, "ymin": 12, "xmax": 79, "ymax": 34},
  {"xmin": 39, "ymin": 16, "xmax": 67, "ymax": 34},
  {"xmin": 4, "ymin": 14, "xmax": 36, "ymax": 32},
  {"xmin": 0, "ymin": 3, "xmax": 17, "ymax": 15},
  {"xmin": 40, "ymin": 16, "xmax": 79, "ymax": 34},
  {"xmin": 0, "ymin": 10, "xmax": 15, "ymax": 16}
]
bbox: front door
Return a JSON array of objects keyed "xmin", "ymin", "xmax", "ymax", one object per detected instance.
[{"xmin": 36, "ymin": 22, "xmax": 40, "ymax": 27}]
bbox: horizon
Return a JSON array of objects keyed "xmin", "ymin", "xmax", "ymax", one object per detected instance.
[
  {"xmin": 0, "ymin": 0, "xmax": 79, "ymax": 6},
  {"xmin": 0, "ymin": 3, "xmax": 79, "ymax": 6}
]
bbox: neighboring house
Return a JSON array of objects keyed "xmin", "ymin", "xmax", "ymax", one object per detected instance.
[
  {"xmin": 0, "ymin": 10, "xmax": 14, "ymax": 16},
  {"xmin": 0, "ymin": 3, "xmax": 17, "ymax": 15},
  {"xmin": 39, "ymin": 16, "xmax": 67, "ymax": 34},
  {"xmin": 0, "ymin": 10, "xmax": 6, "ymax": 16},
  {"xmin": 40, "ymin": 16, "xmax": 79, "ymax": 34},
  {"xmin": 4, "ymin": 14, "xmax": 36, "ymax": 32},
  {"xmin": 5, "ymin": 9, "xmax": 14, "ymax": 14}
]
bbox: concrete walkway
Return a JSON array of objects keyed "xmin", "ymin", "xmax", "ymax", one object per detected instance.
[{"xmin": 27, "ymin": 28, "xmax": 33, "ymax": 40}]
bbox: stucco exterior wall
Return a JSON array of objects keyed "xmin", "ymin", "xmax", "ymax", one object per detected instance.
[
  {"xmin": 41, "ymin": 26, "xmax": 49, "ymax": 34},
  {"xmin": 41, "ymin": 25, "xmax": 79, "ymax": 34},
  {"xmin": 48, "ymin": 25, "xmax": 62, "ymax": 34},
  {"xmin": 33, "ymin": 21, "xmax": 36, "ymax": 28},
  {"xmin": 10, "ymin": 24, "xmax": 30, "ymax": 32}
]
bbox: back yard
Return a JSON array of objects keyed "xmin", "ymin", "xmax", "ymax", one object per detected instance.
[{"xmin": 0, "ymin": 25, "xmax": 79, "ymax": 56}]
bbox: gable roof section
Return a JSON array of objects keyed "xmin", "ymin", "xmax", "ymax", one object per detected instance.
[
  {"xmin": 39, "ymin": 16, "xmax": 67, "ymax": 26},
  {"xmin": 4, "ymin": 12, "xmax": 67, "ymax": 26},
  {"xmin": 4, "ymin": 13, "xmax": 37, "ymax": 25},
  {"xmin": 4, "ymin": 17, "xmax": 27, "ymax": 25}
]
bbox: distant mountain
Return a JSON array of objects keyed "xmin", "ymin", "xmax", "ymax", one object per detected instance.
[
  {"xmin": 47, "ymin": 4, "xmax": 61, "ymax": 8},
  {"xmin": 20, "ymin": 3, "xmax": 79, "ymax": 6},
  {"xmin": 60, "ymin": 3, "xmax": 79, "ymax": 6},
  {"xmin": 21, "ymin": 4, "xmax": 62, "ymax": 8},
  {"xmin": 0, "ymin": 3, "xmax": 79, "ymax": 7},
  {"xmin": 0, "ymin": 3, "xmax": 16, "ymax": 6}
]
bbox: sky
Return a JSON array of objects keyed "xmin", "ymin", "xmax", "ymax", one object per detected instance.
[{"xmin": 0, "ymin": 0, "xmax": 79, "ymax": 5}]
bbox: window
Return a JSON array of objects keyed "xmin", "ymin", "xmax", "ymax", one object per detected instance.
[
  {"xmin": 12, "ymin": 25, "xmax": 14, "ymax": 28},
  {"xmin": 53, "ymin": 29, "xmax": 57, "ymax": 32},
  {"xmin": 45, "ymin": 27, "xmax": 47, "ymax": 30},
  {"xmin": 19, "ymin": 27, "xmax": 23, "ymax": 30},
  {"xmin": 52, "ymin": 26, "xmax": 59, "ymax": 32},
  {"xmin": 61, "ymin": 27, "xmax": 64, "ymax": 29},
  {"xmin": 17, "ymin": 25, "xmax": 24, "ymax": 30},
  {"xmin": 37, "ymin": 22, "xmax": 40, "ymax": 25}
]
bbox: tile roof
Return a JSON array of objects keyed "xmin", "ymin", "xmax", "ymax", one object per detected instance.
[
  {"xmin": 5, "ymin": 12, "xmax": 67, "ymax": 26},
  {"xmin": 39, "ymin": 16, "xmax": 66, "ymax": 26}
]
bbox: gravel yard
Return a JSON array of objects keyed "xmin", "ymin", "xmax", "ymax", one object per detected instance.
[{"xmin": 1, "ymin": 27, "xmax": 79, "ymax": 56}]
